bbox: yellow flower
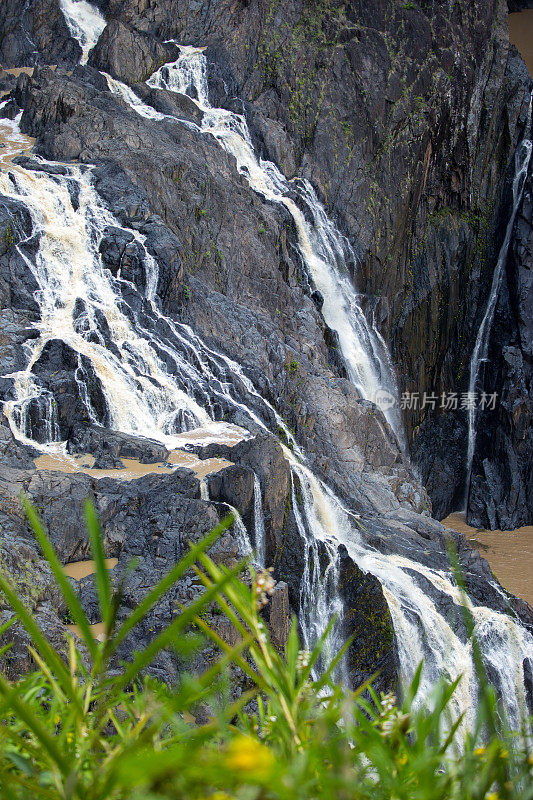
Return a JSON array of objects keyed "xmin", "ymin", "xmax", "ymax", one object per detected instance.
[
  {"xmin": 398, "ymin": 754, "xmax": 408, "ymax": 765},
  {"xmin": 224, "ymin": 735, "xmax": 274, "ymax": 780},
  {"xmin": 53, "ymin": 714, "xmax": 61, "ymax": 725},
  {"xmin": 485, "ymin": 793, "xmax": 499, "ymax": 800},
  {"xmin": 528, "ymin": 753, "xmax": 533, "ymax": 766},
  {"xmin": 66, "ymin": 732, "xmax": 74, "ymax": 744},
  {"xmin": 499, "ymin": 748, "xmax": 508, "ymax": 759},
  {"xmin": 474, "ymin": 747, "xmax": 486, "ymax": 756}
]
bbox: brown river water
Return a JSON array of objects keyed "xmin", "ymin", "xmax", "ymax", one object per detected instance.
[
  {"xmin": 34, "ymin": 450, "xmax": 232, "ymax": 481},
  {"xmin": 442, "ymin": 513, "xmax": 533, "ymax": 606},
  {"xmin": 509, "ymin": 10, "xmax": 533, "ymax": 77}
]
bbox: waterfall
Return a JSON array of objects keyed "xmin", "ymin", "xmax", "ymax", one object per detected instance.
[
  {"xmin": 2, "ymin": 0, "xmax": 528, "ymax": 735},
  {"xmin": 466, "ymin": 101, "xmax": 532, "ymax": 496},
  {"xmin": 3, "ymin": 87, "xmax": 533, "ymax": 739},
  {"xmin": 289, "ymin": 469, "xmax": 345, "ymax": 682},
  {"xmin": 289, "ymin": 457, "xmax": 533, "ymax": 734},
  {"xmin": 58, "ymin": 0, "xmax": 106, "ymax": 65},
  {"xmin": 253, "ymin": 474, "xmax": 266, "ymax": 567},
  {"xmin": 144, "ymin": 49, "xmax": 404, "ymax": 443},
  {"xmin": 0, "ymin": 155, "xmax": 261, "ymax": 449},
  {"xmin": 199, "ymin": 477, "xmax": 252, "ymax": 561}
]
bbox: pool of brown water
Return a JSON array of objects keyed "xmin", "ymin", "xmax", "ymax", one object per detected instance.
[
  {"xmin": 34, "ymin": 450, "xmax": 232, "ymax": 480},
  {"xmin": 509, "ymin": 10, "xmax": 533, "ymax": 77},
  {"xmin": 67, "ymin": 622, "xmax": 107, "ymax": 641},
  {"xmin": 442, "ymin": 512, "xmax": 533, "ymax": 606},
  {"xmin": 63, "ymin": 558, "xmax": 118, "ymax": 581}
]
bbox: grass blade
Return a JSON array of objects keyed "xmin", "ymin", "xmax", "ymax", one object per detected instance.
[
  {"xmin": 85, "ymin": 500, "xmax": 112, "ymax": 631},
  {"xmin": 111, "ymin": 517, "xmax": 233, "ymax": 653},
  {"xmin": 21, "ymin": 495, "xmax": 98, "ymax": 661}
]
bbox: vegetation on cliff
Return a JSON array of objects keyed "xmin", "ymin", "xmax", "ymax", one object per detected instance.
[{"xmin": 0, "ymin": 500, "xmax": 531, "ymax": 800}]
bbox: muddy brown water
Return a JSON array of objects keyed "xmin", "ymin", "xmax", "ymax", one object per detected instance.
[
  {"xmin": 0, "ymin": 118, "xmax": 35, "ymax": 167},
  {"xmin": 34, "ymin": 450, "xmax": 232, "ymax": 480},
  {"xmin": 67, "ymin": 622, "xmax": 107, "ymax": 641},
  {"xmin": 0, "ymin": 67, "xmax": 35, "ymax": 79},
  {"xmin": 509, "ymin": 10, "xmax": 533, "ymax": 77},
  {"xmin": 63, "ymin": 558, "xmax": 119, "ymax": 580},
  {"xmin": 442, "ymin": 512, "xmax": 533, "ymax": 606}
]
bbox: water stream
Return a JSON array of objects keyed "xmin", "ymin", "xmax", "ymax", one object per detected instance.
[
  {"xmin": 144, "ymin": 47, "xmax": 404, "ymax": 443},
  {"xmin": 465, "ymin": 106, "xmax": 532, "ymax": 495},
  {"xmin": 0, "ymin": 1, "xmax": 531, "ymax": 737},
  {"xmin": 58, "ymin": 0, "xmax": 106, "ymax": 65}
]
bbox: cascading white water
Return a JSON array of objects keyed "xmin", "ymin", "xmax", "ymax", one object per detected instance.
[
  {"xmin": 0, "ymin": 154, "xmax": 256, "ymax": 449},
  {"xmin": 6, "ymin": 0, "xmax": 530, "ymax": 736},
  {"xmin": 289, "ymin": 469, "xmax": 346, "ymax": 682},
  {"xmin": 58, "ymin": 0, "xmax": 106, "ymax": 65},
  {"xmin": 253, "ymin": 474, "xmax": 266, "ymax": 567},
  {"xmin": 288, "ymin": 456, "xmax": 533, "ymax": 734},
  {"xmin": 3, "ymin": 86, "xmax": 533, "ymax": 739},
  {"xmin": 145, "ymin": 48, "xmax": 404, "ymax": 443},
  {"xmin": 466, "ymin": 103, "xmax": 532, "ymax": 495},
  {"xmin": 104, "ymin": 74, "xmax": 169, "ymax": 122},
  {"xmin": 200, "ymin": 478, "xmax": 253, "ymax": 559}
]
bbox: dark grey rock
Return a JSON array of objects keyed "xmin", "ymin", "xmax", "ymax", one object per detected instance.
[
  {"xmin": 467, "ymin": 121, "xmax": 533, "ymax": 529},
  {"xmin": 88, "ymin": 20, "xmax": 179, "ymax": 85},
  {"xmin": 0, "ymin": 0, "xmax": 81, "ymax": 68}
]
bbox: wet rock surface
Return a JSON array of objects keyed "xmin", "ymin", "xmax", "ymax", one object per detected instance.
[
  {"xmin": 338, "ymin": 544, "xmax": 398, "ymax": 693},
  {"xmin": 0, "ymin": 0, "xmax": 81, "ymax": 68},
  {"xmin": 5, "ymin": 0, "xmax": 530, "ymax": 525},
  {"xmin": 82, "ymin": 0, "xmax": 533, "ymax": 523},
  {"xmin": 88, "ymin": 20, "xmax": 180, "ymax": 84},
  {"xmin": 0, "ymin": 0, "xmax": 532, "ymax": 693},
  {"xmin": 467, "ymin": 122, "xmax": 533, "ymax": 529}
]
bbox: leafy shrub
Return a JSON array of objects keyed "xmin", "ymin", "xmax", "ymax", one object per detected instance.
[{"xmin": 0, "ymin": 498, "xmax": 531, "ymax": 799}]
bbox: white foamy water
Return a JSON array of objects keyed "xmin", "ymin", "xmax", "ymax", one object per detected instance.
[
  {"xmin": 0, "ymin": 156, "xmax": 251, "ymax": 451},
  {"xmin": 288, "ymin": 456, "xmax": 533, "ymax": 735},
  {"xmin": 144, "ymin": 48, "xmax": 404, "ymax": 443},
  {"xmin": 59, "ymin": 0, "xmax": 106, "ymax": 65},
  {"xmin": 0, "ymin": 106, "xmax": 35, "ymax": 166},
  {"xmin": 104, "ymin": 74, "xmax": 169, "ymax": 121},
  {"xmin": 3, "ymin": 100, "xmax": 532, "ymax": 740},
  {"xmin": 9, "ymin": 2, "xmax": 530, "ymax": 736}
]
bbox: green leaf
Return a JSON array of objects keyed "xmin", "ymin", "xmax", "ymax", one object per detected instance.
[
  {"xmin": 0, "ymin": 673, "xmax": 70, "ymax": 775},
  {"xmin": 110, "ymin": 516, "xmax": 234, "ymax": 654},
  {"xmin": 0, "ymin": 568, "xmax": 82, "ymax": 713},
  {"xmin": 20, "ymin": 494, "xmax": 98, "ymax": 662},
  {"xmin": 85, "ymin": 499, "xmax": 112, "ymax": 632},
  {"xmin": 5, "ymin": 751, "xmax": 33, "ymax": 776}
]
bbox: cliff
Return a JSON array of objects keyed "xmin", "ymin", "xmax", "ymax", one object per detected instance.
[{"xmin": 0, "ymin": 0, "xmax": 532, "ymax": 709}]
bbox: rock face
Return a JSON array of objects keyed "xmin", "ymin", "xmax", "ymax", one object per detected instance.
[
  {"xmin": 0, "ymin": 0, "xmax": 532, "ymax": 698},
  {"xmin": 83, "ymin": 0, "xmax": 532, "ymax": 518},
  {"xmin": 88, "ymin": 21, "xmax": 180, "ymax": 84},
  {"xmin": 508, "ymin": 1, "xmax": 533, "ymax": 10},
  {"xmin": 467, "ymin": 117, "xmax": 533, "ymax": 529},
  {"xmin": 0, "ymin": 0, "xmax": 81, "ymax": 67},
  {"xmin": 23, "ymin": 0, "xmax": 530, "ymax": 525}
]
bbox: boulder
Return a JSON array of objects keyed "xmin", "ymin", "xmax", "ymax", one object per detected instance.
[{"xmin": 88, "ymin": 20, "xmax": 179, "ymax": 84}]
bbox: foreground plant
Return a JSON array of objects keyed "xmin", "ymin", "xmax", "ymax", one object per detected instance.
[{"xmin": 0, "ymin": 498, "xmax": 530, "ymax": 800}]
